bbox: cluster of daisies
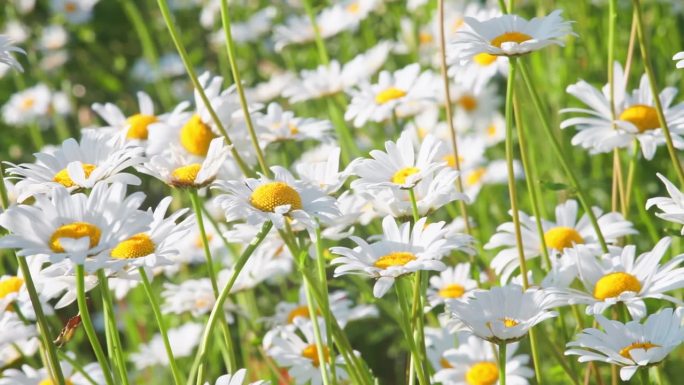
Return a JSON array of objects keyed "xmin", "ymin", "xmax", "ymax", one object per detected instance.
[{"xmin": 3, "ymin": 0, "xmax": 684, "ymax": 384}]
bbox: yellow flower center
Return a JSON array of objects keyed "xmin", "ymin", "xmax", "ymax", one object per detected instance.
[
  {"xmin": 64, "ymin": 2, "xmax": 77, "ymax": 12},
  {"xmin": 465, "ymin": 361, "xmax": 499, "ymax": 385},
  {"xmin": 250, "ymin": 182, "xmax": 303, "ymax": 213},
  {"xmin": 491, "ymin": 32, "xmax": 533, "ymax": 48},
  {"xmin": 111, "ymin": 233, "xmax": 156, "ymax": 259},
  {"xmin": 438, "ymin": 283, "xmax": 466, "ymax": 299},
  {"xmin": 466, "ymin": 168, "xmax": 487, "ymax": 186},
  {"xmin": 375, "ymin": 87, "xmax": 407, "ymax": 105},
  {"xmin": 180, "ymin": 114, "xmax": 217, "ymax": 156},
  {"xmin": 619, "ymin": 342, "xmax": 660, "ymax": 360},
  {"xmin": 473, "ymin": 53, "xmax": 497, "ymax": 66},
  {"xmin": 501, "ymin": 318, "xmax": 519, "ymax": 328},
  {"xmin": 301, "ymin": 344, "xmax": 330, "ymax": 367},
  {"xmin": 419, "ymin": 32, "xmax": 434, "ymax": 44},
  {"xmin": 346, "ymin": 2, "xmax": 360, "ymax": 13},
  {"xmin": 126, "ymin": 114, "xmax": 157, "ymax": 140},
  {"xmin": 593, "ymin": 272, "xmax": 642, "ymax": 300},
  {"xmin": 49, "ymin": 222, "xmax": 102, "ymax": 253},
  {"xmin": 287, "ymin": 306, "xmax": 312, "ymax": 324},
  {"xmin": 440, "ymin": 357, "xmax": 453, "ymax": 369},
  {"xmin": 443, "ymin": 154, "xmax": 465, "ymax": 169},
  {"xmin": 0, "ymin": 277, "xmax": 24, "ymax": 299},
  {"xmin": 39, "ymin": 379, "xmax": 74, "ymax": 385},
  {"xmin": 619, "ymin": 105, "xmax": 659, "ymax": 133},
  {"xmin": 288, "ymin": 122, "xmax": 299, "ymax": 135},
  {"xmin": 451, "ymin": 18, "xmax": 465, "ymax": 33},
  {"xmin": 391, "ymin": 167, "xmax": 420, "ymax": 185},
  {"xmin": 53, "ymin": 163, "xmax": 97, "ymax": 188},
  {"xmin": 171, "ymin": 164, "xmax": 202, "ymax": 187},
  {"xmin": 21, "ymin": 97, "xmax": 35, "ymax": 111},
  {"xmin": 458, "ymin": 95, "xmax": 478, "ymax": 111},
  {"xmin": 543, "ymin": 226, "xmax": 584, "ymax": 250},
  {"xmin": 487, "ymin": 124, "xmax": 497, "ymax": 137},
  {"xmin": 374, "ymin": 251, "xmax": 417, "ymax": 269}
]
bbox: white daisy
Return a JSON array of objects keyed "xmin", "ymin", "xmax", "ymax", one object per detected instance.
[
  {"xmin": 674, "ymin": 51, "xmax": 684, "ymax": 69},
  {"xmin": 345, "ymin": 63, "xmax": 435, "ymax": 127},
  {"xmin": 561, "ymin": 62, "xmax": 684, "ymax": 159},
  {"xmin": 485, "ymin": 199, "xmax": 636, "ymax": 283},
  {"xmin": 448, "ymin": 284, "xmax": 558, "ymax": 344},
  {"xmin": 0, "ymin": 311, "xmax": 39, "ymax": 368},
  {"xmin": 646, "ymin": 173, "xmax": 684, "ymax": 233},
  {"xmin": 50, "ymin": 0, "xmax": 99, "ymax": 24},
  {"xmin": 0, "ymin": 359, "xmax": 105, "ymax": 385},
  {"xmin": 434, "ymin": 334, "xmax": 533, "ymax": 385},
  {"xmin": 245, "ymin": 71, "xmax": 296, "ymax": 103},
  {"xmin": 130, "ymin": 322, "xmax": 203, "ymax": 370},
  {"xmin": 548, "ymin": 238, "xmax": 684, "ymax": 320},
  {"xmin": 256, "ymin": 103, "xmax": 332, "ymax": 146},
  {"xmin": 140, "ymin": 137, "xmax": 230, "ymax": 188},
  {"xmin": 566, "ymin": 307, "xmax": 684, "ymax": 381},
  {"xmin": 427, "ymin": 263, "xmax": 478, "ymax": 310},
  {"xmin": 330, "ymin": 215, "xmax": 473, "ymax": 298},
  {"xmin": 36, "ymin": 259, "xmax": 99, "ymax": 308},
  {"xmin": 6, "ymin": 131, "xmax": 144, "ymax": 201},
  {"xmin": 295, "ymin": 145, "xmax": 350, "ymax": 195},
  {"xmin": 0, "ymin": 255, "xmax": 52, "ymax": 317},
  {"xmin": 2, "ymin": 84, "xmax": 52, "ymax": 126},
  {"xmin": 0, "ymin": 34, "xmax": 24, "ymax": 71},
  {"xmin": 213, "ymin": 165, "xmax": 339, "ymax": 230},
  {"xmin": 161, "ymin": 277, "xmax": 238, "ymax": 321},
  {"xmin": 0, "ymin": 182, "xmax": 151, "ymax": 265},
  {"xmin": 205, "ymin": 369, "xmax": 269, "ymax": 385},
  {"xmin": 461, "ymin": 159, "xmax": 522, "ymax": 201},
  {"xmin": 451, "ymin": 10, "xmax": 575, "ymax": 59}
]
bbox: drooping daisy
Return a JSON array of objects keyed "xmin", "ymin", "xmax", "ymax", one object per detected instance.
[
  {"xmin": 451, "ymin": 10, "xmax": 576, "ymax": 60},
  {"xmin": 566, "ymin": 307, "xmax": 684, "ymax": 381},
  {"xmin": 204, "ymin": 368, "xmax": 269, "ymax": 385},
  {"xmin": 562, "ymin": 62, "xmax": 684, "ymax": 159},
  {"xmin": 0, "ymin": 359, "xmax": 105, "ymax": 385},
  {"xmin": 256, "ymin": 103, "xmax": 332, "ymax": 146},
  {"xmin": 0, "ymin": 182, "xmax": 151, "ymax": 265},
  {"xmin": 548, "ymin": 238, "xmax": 684, "ymax": 319},
  {"xmin": 427, "ymin": 263, "xmax": 478, "ymax": 310},
  {"xmin": 448, "ymin": 284, "xmax": 558, "ymax": 344},
  {"xmin": 485, "ymin": 199, "xmax": 636, "ymax": 283},
  {"xmin": 140, "ymin": 138, "xmax": 229, "ymax": 188},
  {"xmin": 434, "ymin": 334, "xmax": 533, "ymax": 385},
  {"xmin": 130, "ymin": 322, "xmax": 203, "ymax": 370},
  {"xmin": 266, "ymin": 318, "xmax": 347, "ymax": 385},
  {"xmin": 6, "ymin": 131, "xmax": 144, "ymax": 201},
  {"xmin": 345, "ymin": 63, "xmax": 435, "ymax": 127},
  {"xmin": 331, "ymin": 215, "xmax": 473, "ymax": 297},
  {"xmin": 0, "ymin": 34, "xmax": 24, "ymax": 71},
  {"xmin": 213, "ymin": 165, "xmax": 339, "ymax": 230},
  {"xmin": 646, "ymin": 173, "xmax": 684, "ymax": 233},
  {"xmin": 674, "ymin": 51, "xmax": 684, "ymax": 69}
]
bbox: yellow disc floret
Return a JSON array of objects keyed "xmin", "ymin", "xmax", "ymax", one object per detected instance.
[
  {"xmin": 391, "ymin": 167, "xmax": 420, "ymax": 185},
  {"xmin": 53, "ymin": 163, "xmax": 97, "ymax": 188},
  {"xmin": 49, "ymin": 222, "xmax": 101, "ymax": 253},
  {"xmin": 458, "ymin": 95, "xmax": 478, "ymax": 111},
  {"xmin": 301, "ymin": 344, "xmax": 330, "ymax": 367},
  {"xmin": 171, "ymin": 164, "xmax": 202, "ymax": 187},
  {"xmin": 619, "ymin": 105, "xmax": 659, "ymax": 133},
  {"xmin": 593, "ymin": 272, "xmax": 642, "ymax": 300},
  {"xmin": 543, "ymin": 226, "xmax": 584, "ymax": 250},
  {"xmin": 375, "ymin": 87, "xmax": 407, "ymax": 105},
  {"xmin": 0, "ymin": 277, "xmax": 24, "ymax": 299},
  {"xmin": 374, "ymin": 251, "xmax": 417, "ymax": 269},
  {"xmin": 39, "ymin": 379, "xmax": 74, "ymax": 385},
  {"xmin": 126, "ymin": 113, "xmax": 157, "ymax": 140},
  {"xmin": 111, "ymin": 233, "xmax": 156, "ymax": 259},
  {"xmin": 287, "ymin": 306, "xmax": 312, "ymax": 324},
  {"xmin": 465, "ymin": 361, "xmax": 499, "ymax": 385},
  {"xmin": 250, "ymin": 182, "xmax": 303, "ymax": 213},
  {"xmin": 619, "ymin": 342, "xmax": 660, "ymax": 360},
  {"xmin": 438, "ymin": 283, "xmax": 466, "ymax": 299},
  {"xmin": 473, "ymin": 53, "xmax": 497, "ymax": 66},
  {"xmin": 491, "ymin": 32, "xmax": 533, "ymax": 48},
  {"xmin": 180, "ymin": 114, "xmax": 217, "ymax": 156}
]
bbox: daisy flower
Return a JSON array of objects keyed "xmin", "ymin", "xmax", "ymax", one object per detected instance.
[
  {"xmin": 427, "ymin": 263, "xmax": 478, "ymax": 310},
  {"xmin": 161, "ymin": 277, "xmax": 238, "ymax": 321},
  {"xmin": 50, "ymin": 0, "xmax": 99, "ymax": 24},
  {"xmin": 295, "ymin": 145, "xmax": 350, "ymax": 195},
  {"xmin": 140, "ymin": 137, "xmax": 229, "ymax": 188},
  {"xmin": 0, "ymin": 359, "xmax": 105, "ymax": 385},
  {"xmin": 350, "ymin": 133, "xmax": 448, "ymax": 190},
  {"xmin": 205, "ymin": 369, "xmax": 269, "ymax": 385},
  {"xmin": 451, "ymin": 10, "xmax": 575, "ymax": 59},
  {"xmin": 485, "ymin": 199, "xmax": 636, "ymax": 283},
  {"xmin": 562, "ymin": 62, "xmax": 684, "ymax": 159},
  {"xmin": 35, "ymin": 260, "xmax": 99, "ymax": 308},
  {"xmin": 566, "ymin": 307, "xmax": 684, "ymax": 380},
  {"xmin": 674, "ymin": 51, "xmax": 684, "ymax": 69},
  {"xmin": 213, "ymin": 165, "xmax": 339, "ymax": 230},
  {"xmin": 461, "ymin": 159, "xmax": 522, "ymax": 201},
  {"xmin": 256, "ymin": 103, "xmax": 332, "ymax": 146},
  {"xmin": 0, "ymin": 34, "xmax": 24, "ymax": 71},
  {"xmin": 0, "ymin": 255, "xmax": 52, "ymax": 317},
  {"xmin": 2, "ymin": 83, "xmax": 52, "ymax": 126},
  {"xmin": 330, "ymin": 215, "xmax": 473, "ymax": 298},
  {"xmin": 435, "ymin": 334, "xmax": 533, "ymax": 385},
  {"xmin": 245, "ymin": 71, "xmax": 296, "ymax": 103},
  {"xmin": 0, "ymin": 311, "xmax": 39, "ymax": 367},
  {"xmin": 448, "ymin": 284, "xmax": 558, "ymax": 344},
  {"xmin": 425, "ymin": 323, "xmax": 459, "ymax": 373},
  {"xmin": 0, "ymin": 182, "xmax": 151, "ymax": 265},
  {"xmin": 646, "ymin": 173, "xmax": 684, "ymax": 233},
  {"xmin": 6, "ymin": 131, "xmax": 144, "ymax": 202},
  {"xmin": 265, "ymin": 318, "xmax": 347, "ymax": 385},
  {"xmin": 130, "ymin": 322, "xmax": 203, "ymax": 370},
  {"xmin": 549, "ymin": 238, "xmax": 684, "ymax": 320},
  {"xmin": 345, "ymin": 63, "xmax": 435, "ymax": 127}
]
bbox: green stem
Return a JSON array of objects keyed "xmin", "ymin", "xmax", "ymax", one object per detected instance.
[
  {"xmin": 194, "ymin": 221, "xmax": 273, "ymax": 385},
  {"xmin": 97, "ymin": 270, "xmax": 131, "ymax": 385},
  {"xmin": 518, "ymin": 61, "xmax": 610, "ymax": 253},
  {"xmin": 75, "ymin": 265, "xmax": 115, "ymax": 385},
  {"xmin": 139, "ymin": 268, "xmax": 185, "ymax": 385},
  {"xmin": 407, "ymin": 188, "xmax": 420, "ymax": 223},
  {"xmin": 632, "ymin": 0, "xmax": 684, "ymax": 186},
  {"xmin": 314, "ymin": 221, "xmax": 338, "ymax": 384},
  {"xmin": 155, "ymin": 0, "xmax": 252, "ymax": 177},
  {"xmin": 303, "ymin": 281, "xmax": 332, "ymax": 385},
  {"xmin": 218, "ymin": 0, "xmax": 270, "ymax": 177},
  {"xmin": 395, "ymin": 279, "xmax": 429, "ymax": 385},
  {"xmin": 302, "ymin": 0, "xmax": 329, "ymax": 65},
  {"xmin": 499, "ymin": 343, "xmax": 507, "ymax": 385}
]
